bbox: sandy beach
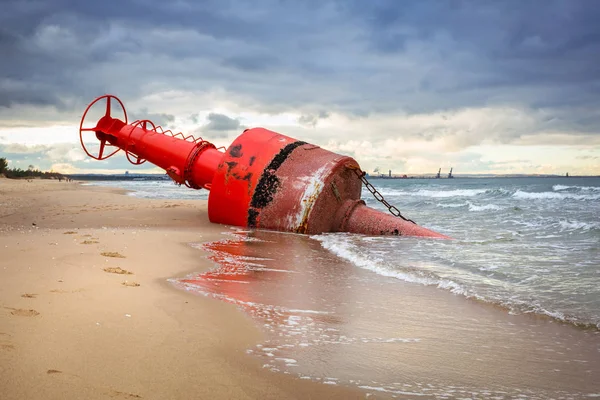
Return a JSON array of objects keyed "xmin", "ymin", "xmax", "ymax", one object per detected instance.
[
  {"xmin": 2, "ymin": 178, "xmax": 600, "ymax": 399},
  {"xmin": 0, "ymin": 178, "xmax": 363, "ymax": 399}
]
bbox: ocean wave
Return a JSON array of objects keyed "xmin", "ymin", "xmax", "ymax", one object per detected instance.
[
  {"xmin": 313, "ymin": 234, "xmax": 469, "ymax": 296},
  {"xmin": 467, "ymin": 202, "xmax": 502, "ymax": 212},
  {"xmin": 513, "ymin": 190, "xmax": 600, "ymax": 201},
  {"xmin": 312, "ymin": 234, "xmax": 600, "ymax": 330},
  {"xmin": 558, "ymin": 220, "xmax": 600, "ymax": 232},
  {"xmin": 406, "ymin": 188, "xmax": 489, "ymax": 198},
  {"xmin": 553, "ymin": 184, "xmax": 600, "ymax": 192},
  {"xmin": 436, "ymin": 202, "xmax": 468, "ymax": 208}
]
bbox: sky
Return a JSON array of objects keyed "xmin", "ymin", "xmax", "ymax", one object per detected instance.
[{"xmin": 0, "ymin": 0, "xmax": 599, "ymax": 176}]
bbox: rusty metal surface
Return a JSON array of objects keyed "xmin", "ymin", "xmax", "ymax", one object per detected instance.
[
  {"xmin": 342, "ymin": 203, "xmax": 450, "ymax": 238},
  {"xmin": 256, "ymin": 145, "xmax": 361, "ymax": 234}
]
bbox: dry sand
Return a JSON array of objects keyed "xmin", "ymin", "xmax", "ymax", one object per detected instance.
[{"xmin": 0, "ymin": 179, "xmax": 364, "ymax": 399}]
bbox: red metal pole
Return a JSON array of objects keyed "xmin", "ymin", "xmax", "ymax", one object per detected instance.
[{"xmin": 80, "ymin": 95, "xmax": 223, "ymax": 189}]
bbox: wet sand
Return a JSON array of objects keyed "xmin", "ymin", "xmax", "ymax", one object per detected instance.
[
  {"xmin": 0, "ymin": 179, "xmax": 363, "ymax": 399},
  {"xmin": 177, "ymin": 230, "xmax": 600, "ymax": 398}
]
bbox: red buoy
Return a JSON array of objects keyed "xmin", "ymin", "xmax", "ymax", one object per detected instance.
[{"xmin": 79, "ymin": 95, "xmax": 449, "ymax": 239}]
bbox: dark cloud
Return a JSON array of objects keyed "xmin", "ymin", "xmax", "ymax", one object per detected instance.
[
  {"xmin": 194, "ymin": 113, "xmax": 244, "ymax": 139},
  {"xmin": 204, "ymin": 113, "xmax": 241, "ymax": 131},
  {"xmin": 298, "ymin": 111, "xmax": 330, "ymax": 127},
  {"xmin": 0, "ymin": 0, "xmax": 599, "ymax": 141},
  {"xmin": 131, "ymin": 109, "xmax": 175, "ymax": 128}
]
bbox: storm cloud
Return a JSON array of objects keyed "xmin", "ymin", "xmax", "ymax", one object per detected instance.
[{"xmin": 0, "ymin": 0, "xmax": 599, "ymax": 174}]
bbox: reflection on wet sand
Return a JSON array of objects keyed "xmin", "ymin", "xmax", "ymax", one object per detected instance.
[{"xmin": 172, "ymin": 230, "xmax": 600, "ymax": 399}]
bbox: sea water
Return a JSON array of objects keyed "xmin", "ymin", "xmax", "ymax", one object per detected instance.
[
  {"xmin": 90, "ymin": 176, "xmax": 600, "ymax": 397},
  {"xmin": 90, "ymin": 176, "xmax": 600, "ymax": 328},
  {"xmin": 323, "ymin": 176, "xmax": 600, "ymax": 329}
]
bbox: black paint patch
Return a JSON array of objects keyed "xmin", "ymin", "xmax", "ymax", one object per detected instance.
[
  {"xmin": 225, "ymin": 161, "xmax": 238, "ymax": 173},
  {"xmin": 249, "ymin": 156, "xmax": 256, "ymax": 166},
  {"xmin": 229, "ymin": 144, "xmax": 243, "ymax": 158},
  {"xmin": 267, "ymin": 141, "xmax": 307, "ymax": 172},
  {"xmin": 250, "ymin": 141, "xmax": 306, "ymax": 210},
  {"xmin": 247, "ymin": 209, "xmax": 259, "ymax": 228},
  {"xmin": 247, "ymin": 140, "xmax": 306, "ymax": 226},
  {"xmin": 232, "ymin": 172, "xmax": 252, "ymax": 182}
]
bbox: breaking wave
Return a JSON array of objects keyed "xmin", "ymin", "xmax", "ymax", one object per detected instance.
[
  {"xmin": 312, "ymin": 233, "xmax": 600, "ymax": 330},
  {"xmin": 553, "ymin": 184, "xmax": 600, "ymax": 192},
  {"xmin": 512, "ymin": 190, "xmax": 600, "ymax": 201},
  {"xmin": 407, "ymin": 188, "xmax": 488, "ymax": 198}
]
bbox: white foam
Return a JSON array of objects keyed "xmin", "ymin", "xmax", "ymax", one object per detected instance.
[
  {"xmin": 467, "ymin": 202, "xmax": 502, "ymax": 212},
  {"xmin": 408, "ymin": 188, "xmax": 488, "ymax": 198},
  {"xmin": 358, "ymin": 385, "xmax": 428, "ymax": 396},
  {"xmin": 275, "ymin": 357, "xmax": 297, "ymax": 364},
  {"xmin": 313, "ymin": 234, "xmax": 469, "ymax": 297},
  {"xmin": 513, "ymin": 190, "xmax": 600, "ymax": 201},
  {"xmin": 436, "ymin": 202, "xmax": 468, "ymax": 208},
  {"xmin": 558, "ymin": 220, "xmax": 599, "ymax": 232},
  {"xmin": 553, "ymin": 184, "xmax": 600, "ymax": 192}
]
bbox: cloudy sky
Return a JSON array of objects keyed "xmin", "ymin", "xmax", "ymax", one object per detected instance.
[{"xmin": 1, "ymin": 0, "xmax": 599, "ymax": 176}]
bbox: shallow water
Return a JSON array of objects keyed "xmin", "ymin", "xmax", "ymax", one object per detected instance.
[
  {"xmin": 172, "ymin": 230, "xmax": 600, "ymax": 399},
  {"xmin": 347, "ymin": 177, "xmax": 600, "ymax": 329}
]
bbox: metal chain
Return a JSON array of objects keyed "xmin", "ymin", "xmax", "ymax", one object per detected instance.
[{"xmin": 351, "ymin": 168, "xmax": 417, "ymax": 224}]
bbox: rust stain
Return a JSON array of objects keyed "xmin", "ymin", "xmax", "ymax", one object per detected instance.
[
  {"xmin": 330, "ymin": 181, "xmax": 341, "ymax": 203},
  {"xmin": 294, "ymin": 188, "xmax": 320, "ymax": 234}
]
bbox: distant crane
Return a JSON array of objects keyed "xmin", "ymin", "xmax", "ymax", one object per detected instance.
[
  {"xmin": 448, "ymin": 168, "xmax": 454, "ymax": 179},
  {"xmin": 436, "ymin": 168, "xmax": 441, "ymax": 178}
]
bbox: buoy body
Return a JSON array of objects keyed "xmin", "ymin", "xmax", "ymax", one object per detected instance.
[
  {"xmin": 208, "ymin": 128, "xmax": 361, "ymax": 234},
  {"xmin": 79, "ymin": 95, "xmax": 449, "ymax": 239}
]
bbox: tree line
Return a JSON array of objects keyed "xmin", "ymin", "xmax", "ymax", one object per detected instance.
[{"xmin": 0, "ymin": 157, "xmax": 65, "ymax": 180}]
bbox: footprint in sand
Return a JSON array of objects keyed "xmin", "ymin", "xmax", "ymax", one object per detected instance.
[
  {"xmin": 21, "ymin": 293, "xmax": 37, "ymax": 298},
  {"xmin": 63, "ymin": 231, "xmax": 77, "ymax": 235},
  {"xmin": 121, "ymin": 281, "xmax": 140, "ymax": 287},
  {"xmin": 49, "ymin": 289, "xmax": 84, "ymax": 294},
  {"xmin": 101, "ymin": 252, "xmax": 126, "ymax": 258},
  {"xmin": 81, "ymin": 240, "xmax": 99, "ymax": 245},
  {"xmin": 1, "ymin": 334, "xmax": 15, "ymax": 351},
  {"xmin": 109, "ymin": 390, "xmax": 142, "ymax": 399},
  {"xmin": 1, "ymin": 343, "xmax": 15, "ymax": 351},
  {"xmin": 103, "ymin": 267, "xmax": 133, "ymax": 275},
  {"xmin": 47, "ymin": 369, "xmax": 62, "ymax": 374},
  {"xmin": 6, "ymin": 308, "xmax": 40, "ymax": 317}
]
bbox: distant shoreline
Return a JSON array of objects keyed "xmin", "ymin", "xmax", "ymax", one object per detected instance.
[{"xmin": 65, "ymin": 173, "xmax": 600, "ymax": 182}]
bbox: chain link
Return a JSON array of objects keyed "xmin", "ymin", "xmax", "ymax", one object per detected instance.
[{"xmin": 351, "ymin": 168, "xmax": 416, "ymax": 225}]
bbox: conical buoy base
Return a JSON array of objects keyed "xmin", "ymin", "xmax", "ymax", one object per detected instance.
[{"xmin": 340, "ymin": 202, "xmax": 450, "ymax": 239}]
